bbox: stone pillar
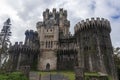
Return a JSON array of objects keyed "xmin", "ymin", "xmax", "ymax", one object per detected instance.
[
  {"xmin": 20, "ymin": 66, "xmax": 30, "ymax": 78},
  {"xmin": 75, "ymin": 67, "xmax": 84, "ymax": 80},
  {"xmin": 17, "ymin": 52, "xmax": 22, "ymax": 70}
]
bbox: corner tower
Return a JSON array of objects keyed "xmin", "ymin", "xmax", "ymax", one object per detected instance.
[
  {"xmin": 36, "ymin": 8, "xmax": 70, "ymax": 70},
  {"xmin": 75, "ymin": 18, "xmax": 118, "ymax": 80}
]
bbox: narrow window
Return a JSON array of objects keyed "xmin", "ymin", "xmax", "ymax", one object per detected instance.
[
  {"xmin": 51, "ymin": 41, "xmax": 53, "ymax": 48},
  {"xmin": 48, "ymin": 41, "xmax": 50, "ymax": 48},
  {"xmin": 50, "ymin": 29, "xmax": 52, "ymax": 32},
  {"xmin": 46, "ymin": 41, "xmax": 47, "ymax": 48}
]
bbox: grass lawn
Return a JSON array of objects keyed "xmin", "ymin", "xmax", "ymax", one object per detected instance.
[
  {"xmin": 85, "ymin": 72, "xmax": 100, "ymax": 76},
  {"xmin": 0, "ymin": 72, "xmax": 28, "ymax": 80}
]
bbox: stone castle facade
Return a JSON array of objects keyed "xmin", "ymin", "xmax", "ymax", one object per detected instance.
[{"xmin": 8, "ymin": 8, "xmax": 118, "ymax": 80}]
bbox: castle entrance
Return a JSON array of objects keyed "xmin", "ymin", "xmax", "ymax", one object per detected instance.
[{"xmin": 46, "ymin": 63, "xmax": 50, "ymax": 71}]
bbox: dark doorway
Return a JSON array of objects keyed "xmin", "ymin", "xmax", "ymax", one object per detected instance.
[{"xmin": 46, "ymin": 63, "xmax": 50, "ymax": 71}]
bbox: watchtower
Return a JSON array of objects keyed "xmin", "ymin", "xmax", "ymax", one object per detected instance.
[{"xmin": 74, "ymin": 17, "xmax": 118, "ymax": 80}]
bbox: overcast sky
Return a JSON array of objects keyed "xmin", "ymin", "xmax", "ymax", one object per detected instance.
[{"xmin": 0, "ymin": 0, "xmax": 120, "ymax": 47}]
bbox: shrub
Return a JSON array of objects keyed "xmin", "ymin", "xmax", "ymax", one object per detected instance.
[{"xmin": 0, "ymin": 72, "xmax": 28, "ymax": 80}]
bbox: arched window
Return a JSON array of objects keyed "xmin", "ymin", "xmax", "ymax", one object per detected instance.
[
  {"xmin": 47, "ymin": 29, "xmax": 48, "ymax": 32},
  {"xmin": 50, "ymin": 29, "xmax": 52, "ymax": 32}
]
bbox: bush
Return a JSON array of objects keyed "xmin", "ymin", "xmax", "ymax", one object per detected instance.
[{"xmin": 0, "ymin": 72, "xmax": 28, "ymax": 80}]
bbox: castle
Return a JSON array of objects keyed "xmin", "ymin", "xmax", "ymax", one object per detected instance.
[{"xmin": 8, "ymin": 8, "xmax": 118, "ymax": 80}]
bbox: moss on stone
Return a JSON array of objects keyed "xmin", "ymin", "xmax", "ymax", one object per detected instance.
[
  {"xmin": 85, "ymin": 72, "xmax": 111, "ymax": 80},
  {"xmin": 85, "ymin": 72, "xmax": 100, "ymax": 76}
]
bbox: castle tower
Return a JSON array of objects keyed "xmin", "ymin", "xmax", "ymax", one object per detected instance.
[
  {"xmin": 36, "ymin": 8, "xmax": 70, "ymax": 70},
  {"xmin": 24, "ymin": 30, "xmax": 39, "ymax": 48},
  {"xmin": 58, "ymin": 8, "xmax": 70, "ymax": 37},
  {"xmin": 74, "ymin": 18, "xmax": 118, "ymax": 80}
]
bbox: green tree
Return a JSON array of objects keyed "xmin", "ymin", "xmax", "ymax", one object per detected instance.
[{"xmin": 113, "ymin": 47, "xmax": 120, "ymax": 80}]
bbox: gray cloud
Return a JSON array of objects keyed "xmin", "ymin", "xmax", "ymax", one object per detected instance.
[{"xmin": 0, "ymin": 0, "xmax": 120, "ymax": 47}]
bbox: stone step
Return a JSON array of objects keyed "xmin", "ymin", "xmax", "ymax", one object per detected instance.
[
  {"xmin": 29, "ymin": 72, "xmax": 69, "ymax": 80},
  {"xmin": 41, "ymin": 73, "xmax": 69, "ymax": 80},
  {"xmin": 29, "ymin": 72, "xmax": 40, "ymax": 80}
]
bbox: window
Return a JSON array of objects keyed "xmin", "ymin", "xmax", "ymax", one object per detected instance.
[
  {"xmin": 48, "ymin": 41, "xmax": 50, "ymax": 48},
  {"xmin": 46, "ymin": 41, "xmax": 48, "ymax": 48},
  {"xmin": 50, "ymin": 29, "xmax": 52, "ymax": 32},
  {"xmin": 51, "ymin": 41, "xmax": 53, "ymax": 48}
]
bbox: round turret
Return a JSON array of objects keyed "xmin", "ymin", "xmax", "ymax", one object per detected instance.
[
  {"xmin": 75, "ymin": 17, "xmax": 115, "ymax": 78},
  {"xmin": 25, "ymin": 30, "xmax": 29, "ymax": 35}
]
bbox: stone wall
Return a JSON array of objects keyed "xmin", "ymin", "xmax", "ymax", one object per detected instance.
[{"xmin": 38, "ymin": 50, "xmax": 57, "ymax": 70}]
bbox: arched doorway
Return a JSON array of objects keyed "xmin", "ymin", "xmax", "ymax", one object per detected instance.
[{"xmin": 46, "ymin": 63, "xmax": 50, "ymax": 71}]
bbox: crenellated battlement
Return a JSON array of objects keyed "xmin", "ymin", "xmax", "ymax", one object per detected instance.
[
  {"xmin": 25, "ymin": 30, "xmax": 38, "ymax": 36},
  {"xmin": 43, "ymin": 8, "xmax": 67, "ymax": 21},
  {"xmin": 36, "ymin": 8, "xmax": 69, "ymax": 29},
  {"xmin": 13, "ymin": 42, "xmax": 24, "ymax": 48},
  {"xmin": 74, "ymin": 17, "xmax": 111, "ymax": 33},
  {"xmin": 24, "ymin": 30, "xmax": 39, "ymax": 46},
  {"xmin": 9, "ymin": 41, "xmax": 39, "ymax": 53},
  {"xmin": 36, "ymin": 21, "xmax": 43, "ymax": 28}
]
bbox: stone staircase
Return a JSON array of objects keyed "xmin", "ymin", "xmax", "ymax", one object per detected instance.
[
  {"xmin": 41, "ymin": 73, "xmax": 69, "ymax": 80},
  {"xmin": 29, "ymin": 72, "xmax": 40, "ymax": 80},
  {"xmin": 29, "ymin": 72, "xmax": 69, "ymax": 80}
]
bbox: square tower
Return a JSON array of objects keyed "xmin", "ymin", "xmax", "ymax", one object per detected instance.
[{"xmin": 36, "ymin": 8, "xmax": 70, "ymax": 70}]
